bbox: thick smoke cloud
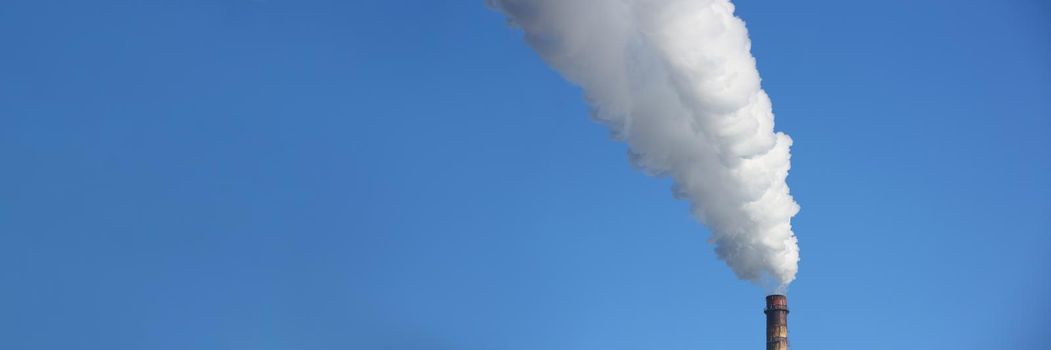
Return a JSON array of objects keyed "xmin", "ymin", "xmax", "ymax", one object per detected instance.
[{"xmin": 489, "ymin": 0, "xmax": 800, "ymax": 291}]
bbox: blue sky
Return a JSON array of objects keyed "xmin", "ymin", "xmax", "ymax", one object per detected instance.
[{"xmin": 1, "ymin": 0, "xmax": 1048, "ymax": 349}]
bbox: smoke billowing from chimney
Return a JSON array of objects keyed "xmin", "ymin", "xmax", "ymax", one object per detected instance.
[{"xmin": 489, "ymin": 0, "xmax": 800, "ymax": 291}]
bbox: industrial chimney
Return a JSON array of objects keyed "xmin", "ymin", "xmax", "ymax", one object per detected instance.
[{"xmin": 765, "ymin": 294, "xmax": 789, "ymax": 350}]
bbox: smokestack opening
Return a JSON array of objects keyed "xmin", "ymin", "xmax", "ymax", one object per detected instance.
[{"xmin": 765, "ymin": 294, "xmax": 789, "ymax": 350}]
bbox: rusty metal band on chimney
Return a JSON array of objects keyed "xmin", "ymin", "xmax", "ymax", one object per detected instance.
[{"xmin": 765, "ymin": 295, "xmax": 789, "ymax": 350}]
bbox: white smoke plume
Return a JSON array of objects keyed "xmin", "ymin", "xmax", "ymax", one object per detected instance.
[{"xmin": 489, "ymin": 0, "xmax": 800, "ymax": 291}]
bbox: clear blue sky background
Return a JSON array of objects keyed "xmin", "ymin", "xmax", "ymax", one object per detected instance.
[{"xmin": 2, "ymin": 0, "xmax": 1048, "ymax": 349}]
